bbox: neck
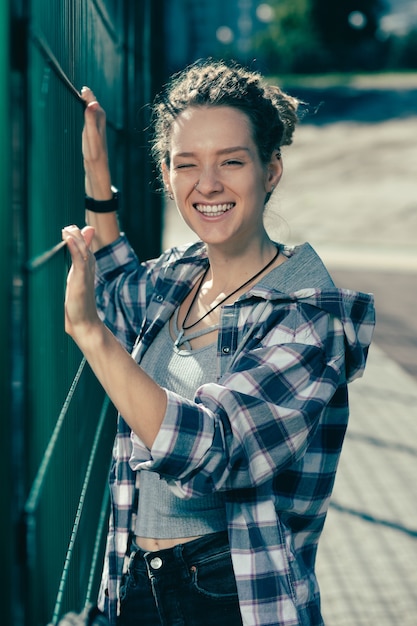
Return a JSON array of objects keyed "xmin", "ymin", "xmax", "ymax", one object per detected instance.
[
  {"xmin": 205, "ymin": 238, "xmax": 278, "ymax": 290},
  {"xmin": 181, "ymin": 242, "xmax": 280, "ymax": 334}
]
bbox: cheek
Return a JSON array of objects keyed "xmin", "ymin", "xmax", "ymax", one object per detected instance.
[
  {"xmin": 171, "ymin": 172, "xmax": 196, "ymax": 195},
  {"xmin": 170, "ymin": 175, "xmax": 183, "ymax": 195},
  {"xmin": 246, "ymin": 174, "xmax": 268, "ymax": 198}
]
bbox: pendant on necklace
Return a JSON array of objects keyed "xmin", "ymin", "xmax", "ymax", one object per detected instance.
[{"xmin": 174, "ymin": 329, "xmax": 185, "ymax": 348}]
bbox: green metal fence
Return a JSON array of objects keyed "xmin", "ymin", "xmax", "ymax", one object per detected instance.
[
  {"xmin": 5, "ymin": 1, "xmax": 165, "ymax": 624},
  {"xmin": 1, "ymin": 1, "xmax": 13, "ymax": 625}
]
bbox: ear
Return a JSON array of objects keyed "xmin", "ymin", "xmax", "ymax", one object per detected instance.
[
  {"xmin": 265, "ymin": 151, "xmax": 283, "ymax": 192},
  {"xmin": 161, "ymin": 160, "xmax": 170, "ymax": 191}
]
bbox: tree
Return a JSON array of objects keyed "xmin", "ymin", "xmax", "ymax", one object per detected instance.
[
  {"xmin": 254, "ymin": 0, "xmax": 328, "ymax": 73},
  {"xmin": 254, "ymin": 0, "xmax": 386, "ymax": 72},
  {"xmin": 310, "ymin": 0, "xmax": 386, "ymax": 69}
]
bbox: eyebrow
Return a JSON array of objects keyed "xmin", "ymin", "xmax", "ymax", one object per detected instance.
[{"xmin": 173, "ymin": 146, "xmax": 251, "ymax": 158}]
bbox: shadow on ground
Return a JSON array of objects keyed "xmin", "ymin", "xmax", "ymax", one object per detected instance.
[{"xmin": 282, "ymin": 86, "xmax": 417, "ymax": 124}]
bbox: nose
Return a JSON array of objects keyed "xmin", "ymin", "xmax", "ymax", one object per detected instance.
[{"xmin": 195, "ymin": 167, "xmax": 223, "ymax": 195}]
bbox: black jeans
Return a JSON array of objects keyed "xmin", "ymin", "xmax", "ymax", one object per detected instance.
[{"xmin": 117, "ymin": 531, "xmax": 243, "ymax": 626}]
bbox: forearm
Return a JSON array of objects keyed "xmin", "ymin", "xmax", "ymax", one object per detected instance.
[
  {"xmin": 77, "ymin": 320, "xmax": 167, "ymax": 448},
  {"xmin": 84, "ymin": 171, "xmax": 121, "ymax": 251},
  {"xmin": 81, "ymin": 88, "xmax": 121, "ymax": 251},
  {"xmin": 64, "ymin": 225, "xmax": 163, "ymax": 446},
  {"xmin": 85, "ymin": 210, "xmax": 120, "ymax": 252}
]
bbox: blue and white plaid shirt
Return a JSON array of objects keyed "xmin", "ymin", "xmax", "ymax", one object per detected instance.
[{"xmin": 94, "ymin": 236, "xmax": 375, "ymax": 626}]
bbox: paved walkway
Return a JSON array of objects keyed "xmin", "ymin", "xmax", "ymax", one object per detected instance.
[
  {"xmin": 269, "ymin": 113, "xmax": 417, "ymax": 624},
  {"xmin": 316, "ymin": 343, "xmax": 417, "ymax": 625}
]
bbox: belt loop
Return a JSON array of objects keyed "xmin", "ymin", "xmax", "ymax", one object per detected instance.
[
  {"xmin": 126, "ymin": 538, "xmax": 141, "ymax": 572},
  {"xmin": 128, "ymin": 549, "xmax": 137, "ymax": 572}
]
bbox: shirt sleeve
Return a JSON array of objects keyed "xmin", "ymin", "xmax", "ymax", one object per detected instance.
[
  {"xmin": 130, "ymin": 308, "xmax": 346, "ymax": 497},
  {"xmin": 94, "ymin": 235, "xmax": 151, "ymax": 351}
]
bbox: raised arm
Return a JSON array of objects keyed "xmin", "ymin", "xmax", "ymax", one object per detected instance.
[
  {"xmin": 61, "ymin": 89, "xmax": 167, "ymax": 446},
  {"xmin": 62, "ymin": 223, "xmax": 167, "ymax": 447},
  {"xmin": 80, "ymin": 87, "xmax": 120, "ymax": 251}
]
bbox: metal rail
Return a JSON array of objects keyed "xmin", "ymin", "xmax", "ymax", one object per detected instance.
[{"xmin": 51, "ymin": 396, "xmax": 112, "ymax": 623}]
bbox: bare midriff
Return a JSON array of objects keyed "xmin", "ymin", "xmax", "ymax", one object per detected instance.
[{"xmin": 135, "ymin": 535, "xmax": 203, "ymax": 551}]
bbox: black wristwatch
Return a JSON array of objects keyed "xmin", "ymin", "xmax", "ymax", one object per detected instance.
[{"xmin": 85, "ymin": 186, "xmax": 119, "ymax": 213}]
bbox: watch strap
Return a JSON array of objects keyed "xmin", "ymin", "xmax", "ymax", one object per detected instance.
[{"xmin": 85, "ymin": 186, "xmax": 119, "ymax": 213}]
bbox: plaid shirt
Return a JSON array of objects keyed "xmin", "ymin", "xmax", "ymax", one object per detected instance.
[{"xmin": 94, "ymin": 236, "xmax": 375, "ymax": 626}]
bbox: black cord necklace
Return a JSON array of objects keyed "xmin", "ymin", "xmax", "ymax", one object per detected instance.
[{"xmin": 181, "ymin": 245, "xmax": 280, "ymax": 334}]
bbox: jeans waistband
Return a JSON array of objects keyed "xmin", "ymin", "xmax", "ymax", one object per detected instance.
[{"xmin": 129, "ymin": 531, "xmax": 230, "ymax": 572}]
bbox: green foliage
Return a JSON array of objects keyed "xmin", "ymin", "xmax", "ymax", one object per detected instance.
[
  {"xmin": 384, "ymin": 30, "xmax": 417, "ymax": 69},
  {"xmin": 254, "ymin": 0, "xmax": 327, "ymax": 73},
  {"xmin": 310, "ymin": 0, "xmax": 385, "ymax": 69},
  {"xmin": 253, "ymin": 0, "xmax": 396, "ymax": 73},
  {"xmin": 311, "ymin": 0, "xmax": 384, "ymax": 46}
]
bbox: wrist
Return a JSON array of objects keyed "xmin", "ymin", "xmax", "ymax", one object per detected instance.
[
  {"xmin": 84, "ymin": 168, "xmax": 112, "ymax": 199},
  {"xmin": 85, "ymin": 186, "xmax": 119, "ymax": 213},
  {"xmin": 69, "ymin": 317, "xmax": 106, "ymax": 353}
]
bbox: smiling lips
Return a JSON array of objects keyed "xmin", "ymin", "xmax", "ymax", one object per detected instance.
[{"xmin": 194, "ymin": 203, "xmax": 234, "ymax": 216}]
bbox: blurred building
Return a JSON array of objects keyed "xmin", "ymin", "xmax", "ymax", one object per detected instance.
[{"xmin": 164, "ymin": 0, "xmax": 274, "ymax": 71}]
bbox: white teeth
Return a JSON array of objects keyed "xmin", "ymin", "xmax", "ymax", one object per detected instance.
[{"xmin": 195, "ymin": 203, "xmax": 234, "ymax": 216}]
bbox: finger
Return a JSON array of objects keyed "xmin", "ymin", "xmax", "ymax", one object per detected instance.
[
  {"xmin": 80, "ymin": 86, "xmax": 98, "ymax": 105},
  {"xmin": 84, "ymin": 101, "xmax": 105, "ymax": 125},
  {"xmin": 65, "ymin": 236, "xmax": 89, "ymax": 263},
  {"xmin": 80, "ymin": 88, "xmax": 103, "ymax": 131},
  {"xmin": 81, "ymin": 87, "xmax": 104, "ymax": 120},
  {"xmin": 62, "ymin": 226, "xmax": 90, "ymax": 263},
  {"xmin": 82, "ymin": 99, "xmax": 106, "ymax": 137},
  {"xmin": 81, "ymin": 225, "xmax": 96, "ymax": 248},
  {"xmin": 62, "ymin": 224, "xmax": 83, "ymax": 240}
]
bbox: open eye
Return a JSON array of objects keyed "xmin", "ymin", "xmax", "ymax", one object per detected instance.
[{"xmin": 223, "ymin": 159, "xmax": 244, "ymax": 166}]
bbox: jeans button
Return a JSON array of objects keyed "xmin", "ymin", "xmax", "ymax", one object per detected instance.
[{"xmin": 150, "ymin": 556, "xmax": 163, "ymax": 569}]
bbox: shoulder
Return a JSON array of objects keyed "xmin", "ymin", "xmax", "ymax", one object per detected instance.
[
  {"xmin": 271, "ymin": 242, "xmax": 335, "ymax": 292},
  {"xmin": 158, "ymin": 240, "xmax": 207, "ymax": 266},
  {"xmin": 140, "ymin": 240, "xmax": 208, "ymax": 286}
]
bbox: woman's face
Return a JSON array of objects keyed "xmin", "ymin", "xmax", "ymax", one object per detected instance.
[{"xmin": 163, "ymin": 106, "xmax": 282, "ymax": 251}]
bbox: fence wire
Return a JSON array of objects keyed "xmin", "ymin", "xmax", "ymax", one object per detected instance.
[{"xmin": 7, "ymin": 1, "xmax": 165, "ymax": 624}]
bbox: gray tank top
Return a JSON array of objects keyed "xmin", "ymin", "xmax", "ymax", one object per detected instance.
[{"xmin": 134, "ymin": 310, "xmax": 227, "ymax": 538}]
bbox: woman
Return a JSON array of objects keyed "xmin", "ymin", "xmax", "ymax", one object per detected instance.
[{"xmin": 62, "ymin": 60, "xmax": 375, "ymax": 626}]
